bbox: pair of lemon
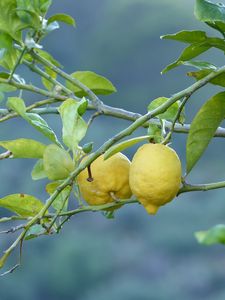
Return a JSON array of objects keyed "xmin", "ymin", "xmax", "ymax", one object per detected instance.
[{"xmin": 77, "ymin": 143, "xmax": 182, "ymax": 215}]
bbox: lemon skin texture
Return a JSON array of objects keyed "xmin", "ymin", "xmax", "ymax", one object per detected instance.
[
  {"xmin": 77, "ymin": 153, "xmax": 132, "ymax": 206},
  {"xmin": 129, "ymin": 144, "xmax": 182, "ymax": 215}
]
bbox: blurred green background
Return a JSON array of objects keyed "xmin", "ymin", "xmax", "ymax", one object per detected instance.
[{"xmin": 1, "ymin": 0, "xmax": 225, "ymax": 299}]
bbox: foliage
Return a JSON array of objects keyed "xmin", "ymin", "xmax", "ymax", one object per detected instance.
[{"xmin": 0, "ymin": 0, "xmax": 225, "ymax": 275}]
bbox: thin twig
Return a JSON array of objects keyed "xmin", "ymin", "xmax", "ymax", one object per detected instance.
[
  {"xmin": 0, "ymin": 216, "xmax": 30, "ymax": 223},
  {"xmin": 8, "ymin": 46, "xmax": 27, "ymax": 81},
  {"xmin": 87, "ymin": 111, "xmax": 102, "ymax": 127},
  {"xmin": 162, "ymin": 95, "xmax": 190, "ymax": 144},
  {"xmin": 30, "ymin": 50, "xmax": 103, "ymax": 110},
  {"xmin": 0, "ymin": 224, "xmax": 25, "ymax": 234},
  {"xmin": 0, "ymin": 78, "xmax": 67, "ymax": 101},
  {"xmin": 47, "ymin": 185, "xmax": 73, "ymax": 231},
  {"xmin": 23, "ymin": 60, "xmax": 78, "ymax": 99}
]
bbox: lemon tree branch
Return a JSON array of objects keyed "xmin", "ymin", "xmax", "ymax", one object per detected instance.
[
  {"xmin": 1, "ymin": 101, "xmax": 225, "ymax": 137},
  {"xmin": 18, "ymin": 63, "xmax": 225, "ymax": 228},
  {"xmin": 178, "ymin": 181, "xmax": 225, "ymax": 195},
  {"xmin": 2, "ymin": 57, "xmax": 225, "ymax": 273}
]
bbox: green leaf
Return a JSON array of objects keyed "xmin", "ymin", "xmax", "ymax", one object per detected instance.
[
  {"xmin": 46, "ymin": 181, "xmax": 70, "ymax": 212},
  {"xmin": 16, "ymin": 8, "xmax": 41, "ymax": 29},
  {"xmin": 66, "ymin": 71, "xmax": 117, "ymax": 97},
  {"xmin": 39, "ymin": 0, "xmax": 52, "ymax": 13},
  {"xmin": 0, "ymin": 0, "xmax": 27, "ymax": 42},
  {"xmin": 6, "ymin": 97, "xmax": 60, "ymax": 145},
  {"xmin": 147, "ymin": 124, "xmax": 163, "ymax": 143},
  {"xmin": 0, "ymin": 33, "xmax": 20, "ymax": 70},
  {"xmin": 182, "ymin": 60, "xmax": 216, "ymax": 70},
  {"xmin": 161, "ymin": 30, "xmax": 207, "ymax": 43},
  {"xmin": 162, "ymin": 36, "xmax": 225, "ymax": 74},
  {"xmin": 0, "ymin": 194, "xmax": 44, "ymax": 217},
  {"xmin": 206, "ymin": 21, "xmax": 225, "ymax": 36},
  {"xmin": 162, "ymin": 42, "xmax": 211, "ymax": 74},
  {"xmin": 188, "ymin": 69, "xmax": 225, "ymax": 88},
  {"xmin": 0, "ymin": 72, "xmax": 9, "ymax": 79},
  {"xmin": 43, "ymin": 144, "xmax": 75, "ymax": 180},
  {"xmin": 148, "ymin": 97, "xmax": 180, "ymax": 121},
  {"xmin": 48, "ymin": 13, "xmax": 76, "ymax": 27},
  {"xmin": 0, "ymin": 138, "xmax": 46, "ymax": 158},
  {"xmin": 186, "ymin": 92, "xmax": 225, "ymax": 174},
  {"xmin": 25, "ymin": 224, "xmax": 46, "ymax": 240},
  {"xmin": 24, "ymin": 113, "xmax": 61, "ymax": 146},
  {"xmin": 195, "ymin": 224, "xmax": 225, "ymax": 246},
  {"xmin": 7, "ymin": 97, "xmax": 26, "ymax": 115},
  {"xmin": 58, "ymin": 98, "xmax": 88, "ymax": 151},
  {"xmin": 77, "ymin": 98, "xmax": 88, "ymax": 116},
  {"xmin": 16, "ymin": 0, "xmax": 52, "ymax": 20},
  {"xmin": 104, "ymin": 136, "xmax": 150, "ymax": 160},
  {"xmin": 195, "ymin": 0, "xmax": 225, "ymax": 23},
  {"xmin": 31, "ymin": 159, "xmax": 47, "ymax": 180}
]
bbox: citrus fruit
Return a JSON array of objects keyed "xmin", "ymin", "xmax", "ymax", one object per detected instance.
[
  {"xmin": 77, "ymin": 153, "xmax": 132, "ymax": 206},
  {"xmin": 129, "ymin": 143, "xmax": 181, "ymax": 214}
]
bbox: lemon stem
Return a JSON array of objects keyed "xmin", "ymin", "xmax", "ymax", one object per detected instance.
[
  {"xmin": 110, "ymin": 192, "xmax": 119, "ymax": 202},
  {"xmin": 87, "ymin": 164, "xmax": 94, "ymax": 182}
]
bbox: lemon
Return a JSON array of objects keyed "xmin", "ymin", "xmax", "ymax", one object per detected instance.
[
  {"xmin": 77, "ymin": 153, "xmax": 132, "ymax": 206},
  {"xmin": 129, "ymin": 143, "xmax": 181, "ymax": 214}
]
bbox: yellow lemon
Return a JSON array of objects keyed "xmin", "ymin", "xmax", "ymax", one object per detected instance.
[
  {"xmin": 77, "ymin": 153, "xmax": 132, "ymax": 206},
  {"xmin": 129, "ymin": 143, "xmax": 181, "ymax": 214}
]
